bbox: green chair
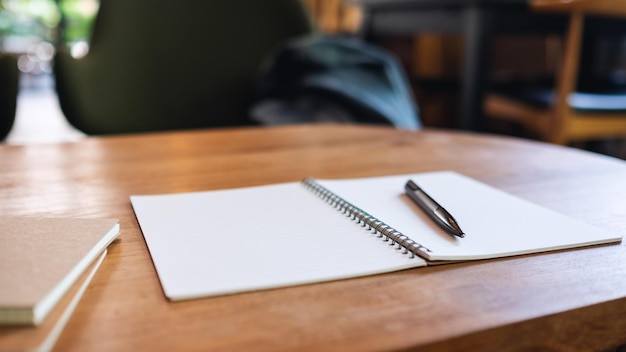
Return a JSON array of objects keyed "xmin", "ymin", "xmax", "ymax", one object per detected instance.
[
  {"xmin": 0, "ymin": 55, "xmax": 18, "ymax": 141},
  {"xmin": 54, "ymin": 0, "xmax": 314, "ymax": 135}
]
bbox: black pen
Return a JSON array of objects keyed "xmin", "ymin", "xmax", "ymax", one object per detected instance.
[{"xmin": 404, "ymin": 180, "xmax": 465, "ymax": 238}]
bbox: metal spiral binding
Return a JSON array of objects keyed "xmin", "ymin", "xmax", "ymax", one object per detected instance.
[{"xmin": 302, "ymin": 177, "xmax": 431, "ymax": 259}]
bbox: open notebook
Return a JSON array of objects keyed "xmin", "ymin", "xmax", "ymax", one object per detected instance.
[{"xmin": 130, "ymin": 171, "xmax": 621, "ymax": 301}]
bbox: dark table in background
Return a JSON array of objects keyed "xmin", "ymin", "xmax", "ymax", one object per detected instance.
[{"xmin": 355, "ymin": 0, "xmax": 569, "ymax": 131}]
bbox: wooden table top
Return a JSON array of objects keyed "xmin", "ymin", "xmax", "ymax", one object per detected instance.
[{"xmin": 2, "ymin": 124, "xmax": 626, "ymax": 351}]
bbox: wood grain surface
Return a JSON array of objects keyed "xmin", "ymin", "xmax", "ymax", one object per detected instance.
[{"xmin": 1, "ymin": 124, "xmax": 625, "ymax": 351}]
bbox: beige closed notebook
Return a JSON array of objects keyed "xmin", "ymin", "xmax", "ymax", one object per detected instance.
[
  {"xmin": 0, "ymin": 251, "xmax": 107, "ymax": 352},
  {"xmin": 0, "ymin": 217, "xmax": 119, "ymax": 325}
]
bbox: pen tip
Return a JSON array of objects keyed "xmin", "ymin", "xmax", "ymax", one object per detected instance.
[{"xmin": 458, "ymin": 233, "xmax": 465, "ymax": 238}]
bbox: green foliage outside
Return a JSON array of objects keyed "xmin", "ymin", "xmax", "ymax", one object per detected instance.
[
  {"xmin": 0, "ymin": 0, "xmax": 97, "ymax": 50},
  {"xmin": 57, "ymin": 0, "xmax": 98, "ymax": 44}
]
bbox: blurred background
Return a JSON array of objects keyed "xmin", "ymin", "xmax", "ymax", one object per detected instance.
[
  {"xmin": 0, "ymin": 0, "xmax": 100, "ymax": 82},
  {"xmin": 1, "ymin": 0, "xmax": 625, "ymax": 158},
  {"xmin": 0, "ymin": 0, "xmax": 96, "ymax": 143}
]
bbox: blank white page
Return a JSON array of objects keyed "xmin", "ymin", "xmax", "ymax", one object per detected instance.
[
  {"xmin": 131, "ymin": 183, "xmax": 426, "ymax": 301},
  {"xmin": 132, "ymin": 171, "xmax": 621, "ymax": 300},
  {"xmin": 318, "ymin": 172, "xmax": 621, "ymax": 261}
]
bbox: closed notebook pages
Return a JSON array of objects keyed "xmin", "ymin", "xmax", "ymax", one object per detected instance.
[
  {"xmin": 0, "ymin": 217, "xmax": 120, "ymax": 325},
  {"xmin": 0, "ymin": 251, "xmax": 107, "ymax": 352}
]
